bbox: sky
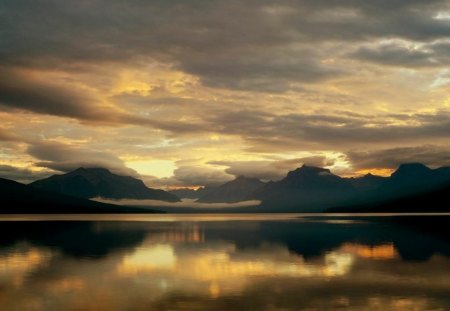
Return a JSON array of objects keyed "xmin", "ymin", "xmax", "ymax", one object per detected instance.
[{"xmin": 1, "ymin": 0, "xmax": 450, "ymax": 188}]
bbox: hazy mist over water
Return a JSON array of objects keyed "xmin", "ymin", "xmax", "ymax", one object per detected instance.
[{"xmin": 0, "ymin": 214, "xmax": 449, "ymax": 311}]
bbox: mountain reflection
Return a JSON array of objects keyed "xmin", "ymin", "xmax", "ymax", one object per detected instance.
[{"xmin": 0, "ymin": 215, "xmax": 449, "ymax": 310}]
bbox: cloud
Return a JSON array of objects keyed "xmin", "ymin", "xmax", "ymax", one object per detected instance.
[
  {"xmin": 351, "ymin": 43, "xmax": 437, "ymax": 67},
  {"xmin": 145, "ymin": 164, "xmax": 234, "ymax": 188},
  {"xmin": 346, "ymin": 145, "xmax": 450, "ymax": 169},
  {"xmin": 210, "ymin": 156, "xmax": 332, "ymax": 181},
  {"xmin": 179, "ymin": 47, "xmax": 341, "ymax": 92},
  {"xmin": 26, "ymin": 141, "xmax": 137, "ymax": 176},
  {"xmin": 1, "ymin": 0, "xmax": 449, "ymax": 92},
  {"xmin": 94, "ymin": 198, "xmax": 260, "ymax": 209},
  {"xmin": 0, "ymin": 165, "xmax": 53, "ymax": 184},
  {"xmin": 0, "ymin": 128, "xmax": 17, "ymax": 141},
  {"xmin": 203, "ymin": 110, "xmax": 450, "ymax": 151},
  {"xmin": 349, "ymin": 39, "xmax": 450, "ymax": 68},
  {"xmin": 0, "ymin": 67, "xmax": 121, "ymax": 122},
  {"xmin": 2, "ymin": 0, "xmax": 450, "ymax": 186}
]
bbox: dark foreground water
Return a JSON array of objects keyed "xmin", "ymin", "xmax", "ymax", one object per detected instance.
[{"xmin": 0, "ymin": 214, "xmax": 450, "ymax": 311}]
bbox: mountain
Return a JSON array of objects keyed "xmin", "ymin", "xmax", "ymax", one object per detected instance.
[
  {"xmin": 196, "ymin": 176, "xmax": 266, "ymax": 203},
  {"xmin": 169, "ymin": 185, "xmax": 217, "ymax": 199},
  {"xmin": 254, "ymin": 165, "xmax": 355, "ymax": 212},
  {"xmin": 328, "ymin": 163, "xmax": 450, "ymax": 213},
  {"xmin": 374, "ymin": 163, "xmax": 450, "ymax": 200},
  {"xmin": 385, "ymin": 163, "xmax": 440, "ymax": 189},
  {"xmin": 346, "ymin": 173, "xmax": 387, "ymax": 191},
  {"xmin": 0, "ymin": 177, "xmax": 162, "ymax": 213},
  {"xmin": 327, "ymin": 182, "xmax": 450, "ymax": 213},
  {"xmin": 30, "ymin": 167, "xmax": 179, "ymax": 202},
  {"xmin": 435, "ymin": 166, "xmax": 450, "ymax": 178}
]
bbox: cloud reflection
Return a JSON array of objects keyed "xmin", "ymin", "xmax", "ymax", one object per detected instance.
[{"xmin": 0, "ymin": 218, "xmax": 449, "ymax": 310}]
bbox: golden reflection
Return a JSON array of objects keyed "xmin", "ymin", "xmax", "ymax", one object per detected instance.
[
  {"xmin": 341, "ymin": 243, "xmax": 398, "ymax": 260},
  {"xmin": 0, "ymin": 234, "xmax": 448, "ymax": 311},
  {"xmin": 209, "ymin": 281, "xmax": 220, "ymax": 298},
  {"xmin": 144, "ymin": 225, "xmax": 205, "ymax": 244},
  {"xmin": 118, "ymin": 244, "xmax": 176, "ymax": 274},
  {"xmin": 50, "ymin": 277, "xmax": 85, "ymax": 292},
  {"xmin": 0, "ymin": 247, "xmax": 52, "ymax": 288},
  {"xmin": 117, "ymin": 242, "xmax": 356, "ymax": 297},
  {"xmin": 368, "ymin": 296, "xmax": 432, "ymax": 311}
]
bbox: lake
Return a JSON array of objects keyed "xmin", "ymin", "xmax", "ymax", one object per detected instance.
[{"xmin": 0, "ymin": 214, "xmax": 449, "ymax": 311}]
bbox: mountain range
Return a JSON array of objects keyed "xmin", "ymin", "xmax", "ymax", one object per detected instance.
[
  {"xmin": 258, "ymin": 163, "xmax": 450, "ymax": 212},
  {"xmin": 326, "ymin": 163, "xmax": 450, "ymax": 213},
  {"xmin": 30, "ymin": 167, "xmax": 179, "ymax": 202},
  {"xmin": 251, "ymin": 165, "xmax": 355, "ymax": 212},
  {"xmin": 1, "ymin": 162, "xmax": 449, "ymax": 213},
  {"xmin": 0, "ymin": 177, "xmax": 162, "ymax": 214},
  {"xmin": 187, "ymin": 162, "xmax": 450, "ymax": 213}
]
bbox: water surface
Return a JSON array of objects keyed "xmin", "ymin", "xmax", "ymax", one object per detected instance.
[{"xmin": 0, "ymin": 214, "xmax": 449, "ymax": 310}]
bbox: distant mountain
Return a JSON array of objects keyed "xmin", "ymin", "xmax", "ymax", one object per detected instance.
[
  {"xmin": 346, "ymin": 173, "xmax": 387, "ymax": 191},
  {"xmin": 254, "ymin": 165, "xmax": 355, "ymax": 212},
  {"xmin": 169, "ymin": 185, "xmax": 217, "ymax": 200},
  {"xmin": 30, "ymin": 167, "xmax": 179, "ymax": 202},
  {"xmin": 196, "ymin": 176, "xmax": 266, "ymax": 203},
  {"xmin": 0, "ymin": 177, "xmax": 162, "ymax": 213}
]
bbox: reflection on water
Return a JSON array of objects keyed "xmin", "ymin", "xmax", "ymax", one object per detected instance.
[
  {"xmin": 0, "ymin": 215, "xmax": 449, "ymax": 310},
  {"xmin": 340, "ymin": 243, "xmax": 398, "ymax": 260}
]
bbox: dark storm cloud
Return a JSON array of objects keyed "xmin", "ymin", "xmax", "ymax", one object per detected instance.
[
  {"xmin": 347, "ymin": 145, "xmax": 450, "ymax": 169},
  {"xmin": 1, "ymin": 0, "xmax": 449, "ymax": 92},
  {"xmin": 27, "ymin": 141, "xmax": 137, "ymax": 176},
  {"xmin": 178, "ymin": 47, "xmax": 340, "ymax": 92}
]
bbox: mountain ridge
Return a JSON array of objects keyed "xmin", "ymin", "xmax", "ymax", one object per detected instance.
[
  {"xmin": 196, "ymin": 176, "xmax": 266, "ymax": 203},
  {"xmin": 30, "ymin": 167, "xmax": 180, "ymax": 202},
  {"xmin": 0, "ymin": 177, "xmax": 162, "ymax": 213}
]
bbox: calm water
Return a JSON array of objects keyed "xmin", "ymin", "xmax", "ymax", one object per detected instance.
[{"xmin": 0, "ymin": 214, "xmax": 450, "ymax": 311}]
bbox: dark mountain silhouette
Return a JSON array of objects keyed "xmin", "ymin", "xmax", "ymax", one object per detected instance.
[
  {"xmin": 346, "ymin": 173, "xmax": 387, "ymax": 191},
  {"xmin": 196, "ymin": 176, "xmax": 265, "ymax": 203},
  {"xmin": 382, "ymin": 163, "xmax": 446, "ymax": 194},
  {"xmin": 328, "ymin": 163, "xmax": 450, "ymax": 213},
  {"xmin": 328, "ymin": 182, "xmax": 450, "ymax": 213},
  {"xmin": 169, "ymin": 185, "xmax": 217, "ymax": 199},
  {"xmin": 253, "ymin": 165, "xmax": 355, "ymax": 212},
  {"xmin": 354, "ymin": 163, "xmax": 450, "ymax": 205},
  {"xmin": 160, "ymin": 162, "xmax": 450, "ymax": 213},
  {"xmin": 0, "ymin": 177, "xmax": 162, "ymax": 213},
  {"xmin": 30, "ymin": 167, "xmax": 179, "ymax": 202},
  {"xmin": 435, "ymin": 166, "xmax": 450, "ymax": 178}
]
